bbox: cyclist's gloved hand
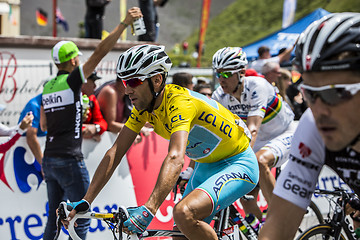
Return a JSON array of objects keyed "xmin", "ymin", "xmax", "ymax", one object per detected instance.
[
  {"xmin": 67, "ymin": 199, "xmax": 90, "ymax": 214},
  {"xmin": 124, "ymin": 205, "xmax": 154, "ymax": 234}
]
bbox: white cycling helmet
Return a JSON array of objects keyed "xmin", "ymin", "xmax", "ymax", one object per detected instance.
[
  {"xmin": 212, "ymin": 47, "xmax": 248, "ymax": 70},
  {"xmin": 294, "ymin": 12, "xmax": 360, "ymax": 73},
  {"xmin": 116, "ymin": 44, "xmax": 172, "ymax": 79}
]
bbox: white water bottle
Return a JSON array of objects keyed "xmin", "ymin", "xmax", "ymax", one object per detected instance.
[{"xmin": 132, "ymin": 17, "xmax": 147, "ymax": 36}]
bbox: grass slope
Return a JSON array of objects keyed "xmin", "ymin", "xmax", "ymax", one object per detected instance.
[{"xmin": 177, "ymin": 0, "xmax": 360, "ymax": 67}]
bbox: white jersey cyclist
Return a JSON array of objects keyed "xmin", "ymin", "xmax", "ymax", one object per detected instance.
[
  {"xmin": 212, "ymin": 75, "xmax": 295, "ymax": 167},
  {"xmin": 274, "ymin": 108, "xmax": 360, "ymax": 209}
]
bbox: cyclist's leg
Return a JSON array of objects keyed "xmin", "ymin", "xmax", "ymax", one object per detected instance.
[
  {"xmin": 256, "ymin": 122, "xmax": 295, "ymax": 204},
  {"xmin": 60, "ymin": 159, "xmax": 91, "ymax": 240},
  {"xmin": 240, "ymin": 186, "xmax": 262, "ymax": 220},
  {"xmin": 173, "ymin": 160, "xmax": 216, "ymax": 239},
  {"xmin": 174, "ymin": 147, "xmax": 259, "ymax": 239},
  {"xmin": 256, "ymin": 148, "xmax": 276, "ymax": 203},
  {"xmin": 174, "ymin": 189, "xmax": 218, "ymax": 239},
  {"xmin": 42, "ymin": 157, "xmax": 66, "ymax": 240}
]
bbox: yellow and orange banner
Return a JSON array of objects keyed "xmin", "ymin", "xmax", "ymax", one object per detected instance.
[{"xmin": 197, "ymin": 0, "xmax": 211, "ymax": 67}]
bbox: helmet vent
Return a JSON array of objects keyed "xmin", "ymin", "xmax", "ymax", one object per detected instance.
[
  {"xmin": 125, "ymin": 52, "xmax": 133, "ymax": 68},
  {"xmin": 142, "ymin": 57, "xmax": 154, "ymax": 69},
  {"xmin": 133, "ymin": 52, "xmax": 144, "ymax": 65}
]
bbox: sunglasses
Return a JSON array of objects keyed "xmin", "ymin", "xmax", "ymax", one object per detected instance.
[
  {"xmin": 301, "ymin": 83, "xmax": 360, "ymax": 106},
  {"xmin": 215, "ymin": 70, "xmax": 240, "ymax": 79},
  {"xmin": 200, "ymin": 92, "xmax": 212, "ymax": 97},
  {"xmin": 122, "ymin": 76, "xmax": 148, "ymax": 88}
]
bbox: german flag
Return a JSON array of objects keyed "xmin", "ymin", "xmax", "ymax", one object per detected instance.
[{"xmin": 36, "ymin": 8, "xmax": 48, "ymax": 26}]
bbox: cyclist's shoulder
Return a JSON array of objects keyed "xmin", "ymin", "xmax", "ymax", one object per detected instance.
[
  {"xmin": 245, "ymin": 76, "xmax": 274, "ymax": 91},
  {"xmin": 164, "ymin": 84, "xmax": 196, "ymax": 105},
  {"xmin": 291, "ymin": 109, "xmax": 326, "ymax": 159},
  {"xmin": 212, "ymin": 86, "xmax": 227, "ymax": 100}
]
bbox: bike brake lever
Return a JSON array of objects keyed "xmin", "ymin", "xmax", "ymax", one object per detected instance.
[
  {"xmin": 53, "ymin": 202, "xmax": 68, "ymax": 240},
  {"xmin": 173, "ymin": 177, "xmax": 181, "ymax": 201},
  {"xmin": 118, "ymin": 206, "xmax": 140, "ymax": 240}
]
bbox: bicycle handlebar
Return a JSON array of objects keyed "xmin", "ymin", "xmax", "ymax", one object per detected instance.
[
  {"xmin": 57, "ymin": 202, "xmax": 99, "ymax": 240},
  {"xmin": 314, "ymin": 187, "xmax": 360, "ymax": 210},
  {"xmin": 55, "ymin": 202, "xmax": 139, "ymax": 240}
]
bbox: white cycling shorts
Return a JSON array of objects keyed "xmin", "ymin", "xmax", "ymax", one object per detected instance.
[{"xmin": 253, "ymin": 121, "xmax": 298, "ymax": 168}]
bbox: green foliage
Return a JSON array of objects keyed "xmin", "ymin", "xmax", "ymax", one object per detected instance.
[
  {"xmin": 78, "ymin": 21, "xmax": 86, "ymax": 38},
  {"xmin": 183, "ymin": 0, "xmax": 360, "ymax": 67},
  {"xmin": 167, "ymin": 53, "xmax": 197, "ymax": 68}
]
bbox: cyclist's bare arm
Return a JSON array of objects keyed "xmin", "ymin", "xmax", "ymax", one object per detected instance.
[
  {"xmin": 82, "ymin": 7, "xmax": 143, "ymax": 79},
  {"xmin": 258, "ymin": 194, "xmax": 306, "ymax": 240},
  {"xmin": 145, "ymin": 130, "xmax": 188, "ymax": 214},
  {"xmin": 40, "ymin": 106, "xmax": 47, "ymax": 132},
  {"xmin": 246, "ymin": 115, "xmax": 263, "ymax": 148},
  {"xmin": 84, "ymin": 126, "xmax": 138, "ymax": 203},
  {"xmin": 26, "ymin": 127, "xmax": 43, "ymax": 165},
  {"xmin": 62, "ymin": 126, "xmax": 138, "ymax": 226}
]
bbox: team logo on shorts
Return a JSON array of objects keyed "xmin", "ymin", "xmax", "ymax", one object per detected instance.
[{"xmin": 143, "ymin": 211, "xmax": 149, "ymax": 217}]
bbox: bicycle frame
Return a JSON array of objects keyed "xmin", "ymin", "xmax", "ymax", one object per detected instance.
[
  {"xmin": 326, "ymin": 196, "xmax": 357, "ymax": 239},
  {"xmin": 296, "ymin": 188, "xmax": 359, "ymax": 240},
  {"xmin": 56, "ymin": 202, "xmax": 131, "ymax": 240},
  {"xmin": 55, "ymin": 201, "xmax": 241, "ymax": 240}
]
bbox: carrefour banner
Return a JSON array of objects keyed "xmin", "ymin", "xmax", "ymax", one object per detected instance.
[
  {"xmin": 0, "ymin": 131, "xmax": 189, "ymax": 239},
  {"xmin": 0, "ymin": 130, "xmax": 350, "ymax": 239}
]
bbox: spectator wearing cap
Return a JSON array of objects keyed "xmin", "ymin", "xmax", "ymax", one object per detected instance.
[
  {"xmin": 39, "ymin": 7, "xmax": 142, "ymax": 239},
  {"xmin": 82, "ymin": 71, "xmax": 108, "ymax": 142},
  {"xmin": 172, "ymin": 72, "xmax": 194, "ymax": 90},
  {"xmin": 250, "ymin": 44, "xmax": 294, "ymax": 74}
]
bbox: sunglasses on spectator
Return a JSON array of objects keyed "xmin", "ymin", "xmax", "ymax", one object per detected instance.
[
  {"xmin": 215, "ymin": 70, "xmax": 240, "ymax": 79},
  {"xmin": 301, "ymin": 83, "xmax": 360, "ymax": 106},
  {"xmin": 200, "ymin": 92, "xmax": 212, "ymax": 97},
  {"xmin": 122, "ymin": 76, "xmax": 148, "ymax": 88}
]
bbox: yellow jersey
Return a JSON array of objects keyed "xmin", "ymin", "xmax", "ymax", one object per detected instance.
[{"xmin": 125, "ymin": 84, "xmax": 251, "ymax": 163}]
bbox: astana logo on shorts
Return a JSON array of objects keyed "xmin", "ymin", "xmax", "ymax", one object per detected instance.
[{"xmin": 0, "ymin": 146, "xmax": 43, "ymax": 193}]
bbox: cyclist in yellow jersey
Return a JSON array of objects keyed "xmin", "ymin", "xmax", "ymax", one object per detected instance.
[
  {"xmin": 126, "ymin": 83, "xmax": 250, "ymax": 163},
  {"xmin": 63, "ymin": 44, "xmax": 259, "ymax": 240}
]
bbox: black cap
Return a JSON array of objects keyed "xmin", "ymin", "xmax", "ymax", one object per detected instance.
[{"xmin": 88, "ymin": 71, "xmax": 101, "ymax": 81}]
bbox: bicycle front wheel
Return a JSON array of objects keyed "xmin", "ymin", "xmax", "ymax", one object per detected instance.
[{"xmin": 296, "ymin": 224, "xmax": 346, "ymax": 240}]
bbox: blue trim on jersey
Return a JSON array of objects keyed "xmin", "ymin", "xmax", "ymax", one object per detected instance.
[{"xmin": 189, "ymin": 90, "xmax": 219, "ymax": 109}]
